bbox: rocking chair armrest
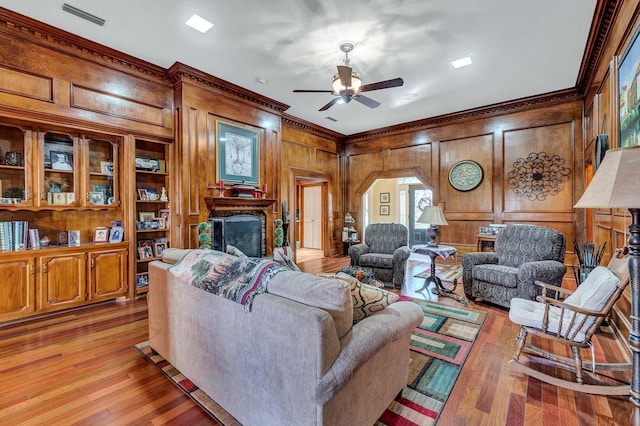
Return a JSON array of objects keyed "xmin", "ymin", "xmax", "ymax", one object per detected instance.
[
  {"xmin": 534, "ymin": 280, "xmax": 573, "ymax": 299},
  {"xmin": 537, "ymin": 296, "xmax": 609, "ymax": 317}
]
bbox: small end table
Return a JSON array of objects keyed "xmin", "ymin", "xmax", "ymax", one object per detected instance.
[{"xmin": 412, "ymin": 244, "xmax": 462, "ymax": 300}]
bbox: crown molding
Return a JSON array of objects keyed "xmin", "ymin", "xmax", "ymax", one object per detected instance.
[
  {"xmin": 282, "ymin": 113, "xmax": 345, "ymax": 141},
  {"xmin": 0, "ymin": 7, "xmax": 170, "ymax": 84}
]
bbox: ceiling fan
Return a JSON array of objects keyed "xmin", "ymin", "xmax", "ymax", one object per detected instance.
[{"xmin": 293, "ymin": 42, "xmax": 404, "ymax": 111}]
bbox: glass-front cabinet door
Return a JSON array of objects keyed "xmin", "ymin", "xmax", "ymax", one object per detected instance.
[
  {"xmin": 41, "ymin": 132, "xmax": 78, "ymax": 207},
  {"xmin": 0, "ymin": 124, "xmax": 32, "ymax": 207},
  {"xmin": 85, "ymin": 136, "xmax": 118, "ymax": 208}
]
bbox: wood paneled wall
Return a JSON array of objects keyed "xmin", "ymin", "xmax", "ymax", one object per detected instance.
[{"xmin": 344, "ymin": 98, "xmax": 583, "ymax": 261}]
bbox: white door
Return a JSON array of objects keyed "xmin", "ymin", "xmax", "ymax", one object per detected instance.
[{"xmin": 303, "ymin": 186, "xmax": 322, "ymax": 249}]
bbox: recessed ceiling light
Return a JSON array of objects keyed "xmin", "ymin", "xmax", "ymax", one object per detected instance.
[
  {"xmin": 451, "ymin": 56, "xmax": 473, "ymax": 69},
  {"xmin": 256, "ymin": 77, "xmax": 268, "ymax": 84},
  {"xmin": 402, "ymin": 92, "xmax": 418, "ymax": 100},
  {"xmin": 186, "ymin": 14, "xmax": 213, "ymax": 33}
]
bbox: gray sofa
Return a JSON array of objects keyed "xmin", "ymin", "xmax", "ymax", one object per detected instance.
[
  {"xmin": 348, "ymin": 223, "xmax": 410, "ymax": 288},
  {"xmin": 461, "ymin": 224, "xmax": 567, "ymax": 308},
  {"xmin": 148, "ymin": 249, "xmax": 423, "ymax": 426}
]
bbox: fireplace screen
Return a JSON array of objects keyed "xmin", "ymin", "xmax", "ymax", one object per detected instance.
[{"xmin": 211, "ymin": 215, "xmax": 262, "ymax": 257}]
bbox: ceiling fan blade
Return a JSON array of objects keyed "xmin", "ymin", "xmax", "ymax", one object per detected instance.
[
  {"xmin": 354, "ymin": 94, "xmax": 380, "ymax": 109},
  {"xmin": 293, "ymin": 89, "xmax": 334, "ymax": 93},
  {"xmin": 360, "ymin": 77, "xmax": 404, "ymax": 92},
  {"xmin": 319, "ymin": 97, "xmax": 343, "ymax": 111},
  {"xmin": 337, "ymin": 65, "xmax": 352, "ymax": 88}
]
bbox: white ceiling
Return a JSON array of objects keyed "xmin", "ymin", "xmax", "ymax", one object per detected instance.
[{"xmin": 1, "ymin": 0, "xmax": 597, "ymax": 135}]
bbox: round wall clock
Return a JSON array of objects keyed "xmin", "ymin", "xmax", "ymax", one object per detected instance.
[{"xmin": 448, "ymin": 160, "xmax": 483, "ymax": 191}]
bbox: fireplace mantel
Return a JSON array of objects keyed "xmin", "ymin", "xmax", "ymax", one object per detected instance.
[{"xmin": 204, "ymin": 196, "xmax": 276, "ymax": 212}]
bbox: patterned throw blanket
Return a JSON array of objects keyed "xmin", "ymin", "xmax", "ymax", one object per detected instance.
[{"xmin": 169, "ymin": 250, "xmax": 288, "ymax": 311}]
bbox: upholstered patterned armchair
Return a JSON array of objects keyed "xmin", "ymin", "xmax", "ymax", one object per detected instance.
[
  {"xmin": 461, "ymin": 224, "xmax": 567, "ymax": 308},
  {"xmin": 348, "ymin": 223, "xmax": 410, "ymax": 288}
]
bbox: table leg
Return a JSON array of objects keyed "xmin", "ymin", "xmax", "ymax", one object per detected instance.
[{"xmin": 415, "ymin": 254, "xmax": 458, "ymax": 295}]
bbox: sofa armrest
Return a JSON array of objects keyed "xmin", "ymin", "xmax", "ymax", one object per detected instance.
[
  {"xmin": 392, "ymin": 245, "xmax": 411, "ymax": 263},
  {"xmin": 315, "ymin": 301, "xmax": 423, "ymax": 405},
  {"xmin": 518, "ymin": 260, "xmax": 567, "ymax": 299},
  {"xmin": 348, "ymin": 243, "xmax": 370, "ymax": 266}
]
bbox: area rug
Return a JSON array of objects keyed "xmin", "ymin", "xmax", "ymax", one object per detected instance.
[
  {"xmin": 414, "ymin": 264, "xmax": 463, "ymax": 282},
  {"xmin": 135, "ymin": 299, "xmax": 486, "ymax": 425}
]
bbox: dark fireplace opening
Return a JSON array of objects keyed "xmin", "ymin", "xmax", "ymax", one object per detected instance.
[{"xmin": 211, "ymin": 214, "xmax": 263, "ymax": 257}]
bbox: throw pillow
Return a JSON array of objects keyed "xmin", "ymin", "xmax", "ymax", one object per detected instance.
[
  {"xmin": 226, "ymin": 244, "xmax": 247, "ymax": 257},
  {"xmin": 335, "ymin": 272, "xmax": 400, "ymax": 324}
]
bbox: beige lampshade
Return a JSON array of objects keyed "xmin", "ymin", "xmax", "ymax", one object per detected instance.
[
  {"xmin": 574, "ymin": 146, "xmax": 640, "ymax": 209},
  {"xmin": 417, "ymin": 205, "xmax": 448, "ymax": 225}
]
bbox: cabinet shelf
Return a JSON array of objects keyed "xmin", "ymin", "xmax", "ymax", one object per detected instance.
[
  {"xmin": 136, "ymin": 170, "xmax": 169, "ymax": 176},
  {"xmin": 136, "ymin": 256, "xmax": 161, "ymax": 263},
  {"xmin": 0, "ymin": 164, "xmax": 25, "ymax": 170}
]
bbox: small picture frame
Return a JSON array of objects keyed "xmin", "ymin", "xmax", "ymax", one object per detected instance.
[
  {"xmin": 154, "ymin": 242, "xmax": 168, "ymax": 257},
  {"xmin": 109, "ymin": 226, "xmax": 124, "ymax": 243},
  {"xmin": 68, "ymin": 230, "xmax": 81, "ymax": 246},
  {"xmin": 380, "ymin": 205, "xmax": 390, "ymax": 216},
  {"xmin": 138, "ymin": 239, "xmax": 154, "ymax": 247},
  {"xmin": 93, "ymin": 227, "xmax": 109, "ymax": 243},
  {"xmin": 154, "ymin": 217, "xmax": 166, "ymax": 229},
  {"xmin": 136, "ymin": 272, "xmax": 149, "ymax": 289},
  {"xmin": 50, "ymin": 151, "xmax": 73, "ymax": 171},
  {"xmin": 159, "ymin": 209, "xmax": 170, "ymax": 228},
  {"xmin": 139, "ymin": 211, "xmax": 155, "ymax": 222},
  {"xmin": 65, "ymin": 192, "xmax": 75, "ymax": 204},
  {"xmin": 138, "ymin": 246, "xmax": 153, "ymax": 260},
  {"xmin": 137, "ymin": 188, "xmax": 148, "ymax": 201},
  {"xmin": 380, "ymin": 192, "xmax": 390, "ymax": 203},
  {"xmin": 100, "ymin": 161, "xmax": 114, "ymax": 175},
  {"xmin": 57, "ymin": 230, "xmax": 68, "ymax": 245},
  {"xmin": 53, "ymin": 192, "xmax": 67, "ymax": 205},
  {"xmin": 89, "ymin": 191, "xmax": 104, "ymax": 205}
]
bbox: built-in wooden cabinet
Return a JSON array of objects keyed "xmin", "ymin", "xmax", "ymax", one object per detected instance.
[
  {"xmin": 89, "ymin": 248, "xmax": 128, "ymax": 301},
  {"xmin": 38, "ymin": 251, "xmax": 86, "ymax": 312},
  {"xmin": 133, "ymin": 138, "xmax": 171, "ymax": 296},
  {"xmin": 0, "ymin": 256, "xmax": 35, "ymax": 321}
]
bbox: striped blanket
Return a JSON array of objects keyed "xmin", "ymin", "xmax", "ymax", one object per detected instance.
[{"xmin": 169, "ymin": 250, "xmax": 288, "ymax": 311}]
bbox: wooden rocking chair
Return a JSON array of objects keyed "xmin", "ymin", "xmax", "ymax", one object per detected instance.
[{"xmin": 508, "ymin": 247, "xmax": 631, "ymax": 395}]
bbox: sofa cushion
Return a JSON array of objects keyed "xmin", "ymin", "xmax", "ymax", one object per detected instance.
[
  {"xmin": 358, "ymin": 253, "xmax": 393, "ymax": 269},
  {"xmin": 564, "ymin": 266, "xmax": 619, "ymax": 311},
  {"xmin": 267, "ymin": 271, "xmax": 353, "ymax": 338},
  {"xmin": 472, "ymin": 264, "xmax": 519, "ymax": 288},
  {"xmin": 335, "ymin": 272, "xmax": 400, "ymax": 324},
  {"xmin": 161, "ymin": 248, "xmax": 192, "ymax": 265}
]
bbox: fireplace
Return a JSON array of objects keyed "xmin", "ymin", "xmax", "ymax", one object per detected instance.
[
  {"xmin": 211, "ymin": 214, "xmax": 262, "ymax": 257},
  {"xmin": 204, "ymin": 196, "xmax": 276, "ymax": 257}
]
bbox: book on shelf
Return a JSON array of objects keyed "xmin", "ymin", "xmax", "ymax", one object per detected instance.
[{"xmin": 0, "ymin": 221, "xmax": 30, "ymax": 252}]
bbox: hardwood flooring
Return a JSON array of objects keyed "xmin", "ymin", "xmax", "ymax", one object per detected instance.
[{"xmin": 0, "ymin": 253, "xmax": 632, "ymax": 425}]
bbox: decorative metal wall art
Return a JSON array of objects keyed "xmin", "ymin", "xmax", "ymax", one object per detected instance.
[
  {"xmin": 448, "ymin": 160, "xmax": 483, "ymax": 191},
  {"xmin": 507, "ymin": 152, "xmax": 571, "ymax": 201}
]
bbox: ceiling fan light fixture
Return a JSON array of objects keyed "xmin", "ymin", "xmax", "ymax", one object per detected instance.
[{"xmin": 331, "ymin": 72, "xmax": 362, "ymax": 95}]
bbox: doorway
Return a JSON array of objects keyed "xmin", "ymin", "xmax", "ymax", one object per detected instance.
[
  {"xmin": 295, "ymin": 178, "xmax": 327, "ymax": 261},
  {"xmin": 302, "ymin": 185, "xmax": 322, "ymax": 249}
]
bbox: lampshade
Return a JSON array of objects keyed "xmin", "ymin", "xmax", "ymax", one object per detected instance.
[
  {"xmin": 417, "ymin": 205, "xmax": 448, "ymax": 225},
  {"xmin": 332, "ymin": 72, "xmax": 362, "ymax": 94},
  {"xmin": 574, "ymin": 146, "xmax": 640, "ymax": 209}
]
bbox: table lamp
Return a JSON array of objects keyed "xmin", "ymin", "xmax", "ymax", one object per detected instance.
[
  {"xmin": 574, "ymin": 145, "xmax": 640, "ymax": 423},
  {"xmin": 417, "ymin": 205, "xmax": 448, "ymax": 246}
]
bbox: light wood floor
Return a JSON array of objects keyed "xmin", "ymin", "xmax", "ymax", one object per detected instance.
[{"xmin": 0, "ymin": 254, "xmax": 632, "ymax": 425}]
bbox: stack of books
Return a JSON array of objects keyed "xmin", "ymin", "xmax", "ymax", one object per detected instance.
[{"xmin": 0, "ymin": 221, "xmax": 40, "ymax": 251}]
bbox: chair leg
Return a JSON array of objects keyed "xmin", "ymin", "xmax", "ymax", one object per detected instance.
[
  {"xmin": 513, "ymin": 327, "xmax": 528, "ymax": 361},
  {"xmin": 571, "ymin": 346, "xmax": 584, "ymax": 384}
]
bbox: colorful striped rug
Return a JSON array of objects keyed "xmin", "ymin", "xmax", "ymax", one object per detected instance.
[{"xmin": 135, "ymin": 299, "xmax": 486, "ymax": 425}]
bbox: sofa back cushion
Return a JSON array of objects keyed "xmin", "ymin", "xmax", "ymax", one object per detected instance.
[
  {"xmin": 267, "ymin": 271, "xmax": 353, "ymax": 338},
  {"xmin": 364, "ymin": 223, "xmax": 408, "ymax": 254},
  {"xmin": 495, "ymin": 225, "xmax": 566, "ymax": 267}
]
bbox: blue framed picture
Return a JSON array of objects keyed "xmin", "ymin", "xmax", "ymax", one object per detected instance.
[{"xmin": 216, "ymin": 121, "xmax": 260, "ymax": 185}]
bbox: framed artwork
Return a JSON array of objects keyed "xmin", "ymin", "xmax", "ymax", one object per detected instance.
[
  {"xmin": 448, "ymin": 160, "xmax": 483, "ymax": 191},
  {"xmin": 93, "ymin": 227, "xmax": 109, "ymax": 243},
  {"xmin": 159, "ymin": 208, "xmax": 170, "ymax": 228},
  {"xmin": 109, "ymin": 226, "xmax": 124, "ymax": 243},
  {"xmin": 50, "ymin": 151, "xmax": 73, "ymax": 171},
  {"xmin": 136, "ymin": 272, "xmax": 149, "ymax": 289},
  {"xmin": 138, "ymin": 239, "xmax": 154, "ymax": 247},
  {"xmin": 57, "ymin": 230, "xmax": 68, "ymax": 245},
  {"xmin": 154, "ymin": 217, "xmax": 166, "ymax": 229},
  {"xmin": 380, "ymin": 192, "xmax": 390, "ymax": 203},
  {"xmin": 619, "ymin": 24, "xmax": 640, "ymax": 148},
  {"xmin": 380, "ymin": 205, "xmax": 390, "ymax": 216},
  {"xmin": 137, "ymin": 188, "xmax": 148, "ymax": 200},
  {"xmin": 154, "ymin": 241, "xmax": 168, "ymax": 257},
  {"xmin": 89, "ymin": 191, "xmax": 104, "ymax": 205},
  {"xmin": 139, "ymin": 211, "xmax": 154, "ymax": 221},
  {"xmin": 216, "ymin": 120, "xmax": 260, "ymax": 185},
  {"xmin": 68, "ymin": 230, "xmax": 81, "ymax": 246},
  {"xmin": 100, "ymin": 161, "xmax": 114, "ymax": 175},
  {"xmin": 138, "ymin": 246, "xmax": 153, "ymax": 260}
]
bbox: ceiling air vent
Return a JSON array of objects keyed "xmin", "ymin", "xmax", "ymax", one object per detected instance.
[
  {"xmin": 325, "ymin": 116, "xmax": 338, "ymax": 122},
  {"xmin": 62, "ymin": 3, "xmax": 106, "ymax": 26}
]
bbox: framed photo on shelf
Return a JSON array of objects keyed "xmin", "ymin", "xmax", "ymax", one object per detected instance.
[
  {"xmin": 57, "ymin": 230, "xmax": 68, "ymax": 245},
  {"xmin": 380, "ymin": 205, "xmax": 390, "ymax": 216},
  {"xmin": 137, "ymin": 188, "xmax": 148, "ymax": 201},
  {"xmin": 159, "ymin": 209, "xmax": 170, "ymax": 228},
  {"xmin": 68, "ymin": 230, "xmax": 81, "ymax": 246},
  {"xmin": 216, "ymin": 120, "xmax": 260, "ymax": 185},
  {"xmin": 100, "ymin": 161, "xmax": 114, "ymax": 175},
  {"xmin": 380, "ymin": 192, "xmax": 390, "ymax": 203},
  {"xmin": 109, "ymin": 226, "xmax": 124, "ymax": 243},
  {"xmin": 50, "ymin": 151, "xmax": 73, "ymax": 171},
  {"xmin": 89, "ymin": 191, "xmax": 104, "ymax": 205},
  {"xmin": 154, "ymin": 242, "xmax": 168, "ymax": 257},
  {"xmin": 138, "ymin": 246, "xmax": 153, "ymax": 260},
  {"xmin": 93, "ymin": 227, "xmax": 109, "ymax": 243},
  {"xmin": 154, "ymin": 217, "xmax": 166, "ymax": 229},
  {"xmin": 138, "ymin": 211, "xmax": 155, "ymax": 222},
  {"xmin": 138, "ymin": 239, "xmax": 154, "ymax": 247},
  {"xmin": 136, "ymin": 272, "xmax": 149, "ymax": 289}
]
